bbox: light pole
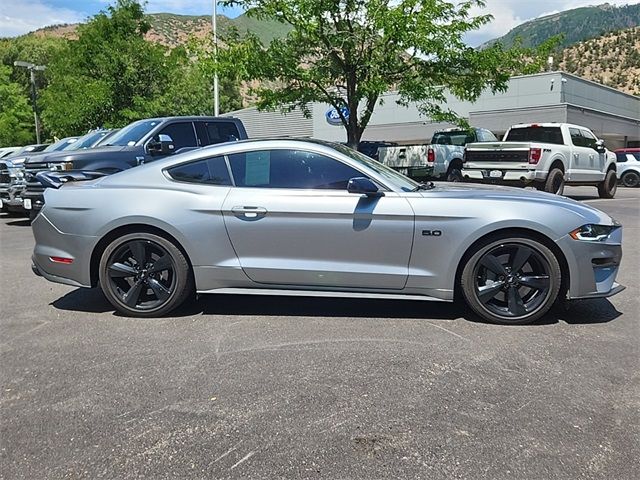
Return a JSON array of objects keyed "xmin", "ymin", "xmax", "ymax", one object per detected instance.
[
  {"xmin": 14, "ymin": 61, "xmax": 46, "ymax": 144},
  {"xmin": 211, "ymin": 1, "xmax": 220, "ymax": 116}
]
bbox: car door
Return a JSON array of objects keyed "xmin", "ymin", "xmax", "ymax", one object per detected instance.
[
  {"xmin": 568, "ymin": 127, "xmax": 593, "ymax": 182},
  {"xmin": 221, "ymin": 147, "xmax": 415, "ymax": 290},
  {"xmin": 579, "ymin": 129, "xmax": 605, "ymax": 180}
]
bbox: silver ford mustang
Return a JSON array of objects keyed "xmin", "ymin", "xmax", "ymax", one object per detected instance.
[{"xmin": 31, "ymin": 139, "xmax": 624, "ymax": 324}]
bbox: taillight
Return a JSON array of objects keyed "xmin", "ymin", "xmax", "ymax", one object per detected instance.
[
  {"xmin": 529, "ymin": 148, "xmax": 542, "ymax": 164},
  {"xmin": 50, "ymin": 256, "xmax": 74, "ymax": 264},
  {"xmin": 427, "ymin": 148, "xmax": 435, "ymax": 163}
]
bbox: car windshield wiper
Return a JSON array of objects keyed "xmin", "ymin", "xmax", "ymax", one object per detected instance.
[{"xmin": 412, "ymin": 181, "xmax": 436, "ymax": 191}]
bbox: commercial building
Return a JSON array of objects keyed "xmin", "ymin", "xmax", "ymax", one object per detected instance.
[{"xmin": 226, "ymin": 71, "xmax": 640, "ymax": 150}]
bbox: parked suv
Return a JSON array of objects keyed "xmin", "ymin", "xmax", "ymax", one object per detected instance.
[
  {"xmin": 615, "ymin": 148, "xmax": 640, "ymax": 187},
  {"xmin": 23, "ymin": 116, "xmax": 248, "ymax": 218}
]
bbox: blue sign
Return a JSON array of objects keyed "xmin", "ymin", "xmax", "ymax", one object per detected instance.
[{"xmin": 325, "ymin": 106, "xmax": 349, "ymax": 126}]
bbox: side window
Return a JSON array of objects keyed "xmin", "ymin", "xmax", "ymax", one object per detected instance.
[
  {"xmin": 580, "ymin": 130, "xmax": 597, "ymax": 150},
  {"xmin": 569, "ymin": 128, "xmax": 584, "ymax": 147},
  {"xmin": 199, "ymin": 121, "xmax": 241, "ymax": 145},
  {"xmin": 166, "ymin": 156, "xmax": 232, "ymax": 185},
  {"xmin": 156, "ymin": 122, "xmax": 197, "ymax": 150},
  {"xmin": 615, "ymin": 153, "xmax": 627, "ymax": 163},
  {"xmin": 228, "ymin": 149, "xmax": 366, "ymax": 189}
]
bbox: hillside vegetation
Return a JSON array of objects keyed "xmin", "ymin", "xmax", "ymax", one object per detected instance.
[
  {"xmin": 31, "ymin": 12, "xmax": 291, "ymax": 47},
  {"xmin": 557, "ymin": 26, "xmax": 640, "ymax": 96},
  {"xmin": 485, "ymin": 3, "xmax": 640, "ymax": 49}
]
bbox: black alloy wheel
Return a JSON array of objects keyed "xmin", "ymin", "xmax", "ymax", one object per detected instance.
[
  {"xmin": 99, "ymin": 232, "xmax": 193, "ymax": 317},
  {"xmin": 461, "ymin": 236, "xmax": 561, "ymax": 325},
  {"xmin": 621, "ymin": 171, "xmax": 640, "ymax": 188},
  {"xmin": 544, "ymin": 168, "xmax": 565, "ymax": 195}
]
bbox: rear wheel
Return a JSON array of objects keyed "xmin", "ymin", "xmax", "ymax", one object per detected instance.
[
  {"xmin": 544, "ymin": 168, "xmax": 565, "ymax": 195},
  {"xmin": 597, "ymin": 169, "xmax": 617, "ymax": 198},
  {"xmin": 446, "ymin": 164, "xmax": 463, "ymax": 182},
  {"xmin": 460, "ymin": 235, "xmax": 562, "ymax": 325},
  {"xmin": 620, "ymin": 171, "xmax": 639, "ymax": 188},
  {"xmin": 99, "ymin": 232, "xmax": 194, "ymax": 317}
]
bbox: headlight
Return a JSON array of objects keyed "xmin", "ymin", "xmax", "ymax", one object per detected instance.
[
  {"xmin": 50, "ymin": 162, "xmax": 73, "ymax": 171},
  {"xmin": 7, "ymin": 167, "xmax": 24, "ymax": 179},
  {"xmin": 569, "ymin": 224, "xmax": 619, "ymax": 242}
]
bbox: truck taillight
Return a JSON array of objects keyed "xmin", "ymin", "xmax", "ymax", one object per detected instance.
[
  {"xmin": 427, "ymin": 148, "xmax": 435, "ymax": 163},
  {"xmin": 529, "ymin": 148, "xmax": 542, "ymax": 164}
]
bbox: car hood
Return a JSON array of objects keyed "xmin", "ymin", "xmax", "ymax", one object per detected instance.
[
  {"xmin": 417, "ymin": 182, "xmax": 615, "ymax": 226},
  {"xmin": 25, "ymin": 145, "xmax": 129, "ymax": 164}
]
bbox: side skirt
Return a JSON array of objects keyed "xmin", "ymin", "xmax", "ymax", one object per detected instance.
[{"xmin": 196, "ymin": 287, "xmax": 450, "ymax": 303}]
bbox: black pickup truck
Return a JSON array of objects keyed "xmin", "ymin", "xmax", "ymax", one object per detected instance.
[{"xmin": 23, "ymin": 116, "xmax": 248, "ymax": 219}]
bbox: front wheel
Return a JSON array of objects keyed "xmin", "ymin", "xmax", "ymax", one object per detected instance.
[
  {"xmin": 597, "ymin": 169, "xmax": 617, "ymax": 199},
  {"xmin": 99, "ymin": 232, "xmax": 194, "ymax": 317},
  {"xmin": 460, "ymin": 235, "xmax": 562, "ymax": 325}
]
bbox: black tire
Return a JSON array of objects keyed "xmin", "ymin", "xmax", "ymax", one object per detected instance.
[
  {"xmin": 99, "ymin": 232, "xmax": 194, "ymax": 317},
  {"xmin": 597, "ymin": 169, "xmax": 617, "ymax": 199},
  {"xmin": 446, "ymin": 167, "xmax": 463, "ymax": 182},
  {"xmin": 544, "ymin": 168, "xmax": 565, "ymax": 195},
  {"xmin": 460, "ymin": 234, "xmax": 562, "ymax": 325},
  {"xmin": 620, "ymin": 170, "xmax": 640, "ymax": 188}
]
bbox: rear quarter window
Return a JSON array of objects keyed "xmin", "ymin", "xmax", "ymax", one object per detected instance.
[{"xmin": 167, "ymin": 156, "xmax": 232, "ymax": 185}]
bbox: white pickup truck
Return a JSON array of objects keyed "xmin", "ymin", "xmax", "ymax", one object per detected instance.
[
  {"xmin": 377, "ymin": 127, "xmax": 498, "ymax": 181},
  {"xmin": 462, "ymin": 123, "xmax": 618, "ymax": 198}
]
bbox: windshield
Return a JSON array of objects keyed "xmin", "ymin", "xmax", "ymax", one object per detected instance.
[
  {"xmin": 101, "ymin": 120, "xmax": 161, "ymax": 147},
  {"xmin": 331, "ymin": 143, "xmax": 419, "ymax": 192},
  {"xmin": 431, "ymin": 131, "xmax": 475, "ymax": 146},
  {"xmin": 43, "ymin": 138, "xmax": 77, "ymax": 152},
  {"xmin": 63, "ymin": 130, "xmax": 110, "ymax": 151}
]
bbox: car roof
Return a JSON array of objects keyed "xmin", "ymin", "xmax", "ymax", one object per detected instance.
[{"xmin": 615, "ymin": 148, "xmax": 640, "ymax": 153}]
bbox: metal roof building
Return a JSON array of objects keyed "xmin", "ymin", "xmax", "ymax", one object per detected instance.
[{"xmin": 226, "ymin": 71, "xmax": 640, "ymax": 149}]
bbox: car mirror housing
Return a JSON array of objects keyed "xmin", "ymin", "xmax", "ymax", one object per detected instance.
[
  {"xmin": 595, "ymin": 139, "xmax": 606, "ymax": 153},
  {"xmin": 148, "ymin": 134, "xmax": 175, "ymax": 156},
  {"xmin": 347, "ymin": 177, "xmax": 384, "ymax": 197}
]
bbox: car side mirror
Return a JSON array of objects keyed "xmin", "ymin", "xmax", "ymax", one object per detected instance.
[
  {"xmin": 347, "ymin": 177, "xmax": 384, "ymax": 197},
  {"xmin": 595, "ymin": 139, "xmax": 606, "ymax": 153},
  {"xmin": 148, "ymin": 134, "xmax": 175, "ymax": 156}
]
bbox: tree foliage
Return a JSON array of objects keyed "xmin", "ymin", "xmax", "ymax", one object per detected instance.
[
  {"xmin": 219, "ymin": 0, "xmax": 556, "ymax": 146},
  {"xmin": 0, "ymin": 65, "xmax": 34, "ymax": 146},
  {"xmin": 37, "ymin": 0, "xmax": 242, "ymax": 137}
]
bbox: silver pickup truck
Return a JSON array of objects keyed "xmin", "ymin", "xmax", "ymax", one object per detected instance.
[{"xmin": 377, "ymin": 128, "xmax": 498, "ymax": 180}]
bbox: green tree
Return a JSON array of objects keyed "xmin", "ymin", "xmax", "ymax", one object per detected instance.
[
  {"xmin": 219, "ymin": 0, "xmax": 555, "ymax": 147},
  {"xmin": 0, "ymin": 65, "xmax": 35, "ymax": 146},
  {"xmin": 40, "ymin": 0, "xmax": 173, "ymax": 136}
]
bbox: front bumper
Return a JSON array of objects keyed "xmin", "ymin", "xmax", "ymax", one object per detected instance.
[
  {"xmin": 557, "ymin": 227, "xmax": 625, "ymax": 300},
  {"xmin": 0, "ymin": 183, "xmax": 27, "ymax": 210},
  {"xmin": 22, "ymin": 190, "xmax": 45, "ymax": 212}
]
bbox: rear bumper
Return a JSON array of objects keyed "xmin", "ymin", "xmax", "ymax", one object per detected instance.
[
  {"xmin": 462, "ymin": 167, "xmax": 547, "ymax": 183},
  {"xmin": 31, "ymin": 212, "xmax": 96, "ymax": 288}
]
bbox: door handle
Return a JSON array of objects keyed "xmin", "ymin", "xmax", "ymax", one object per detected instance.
[{"xmin": 231, "ymin": 206, "xmax": 268, "ymax": 218}]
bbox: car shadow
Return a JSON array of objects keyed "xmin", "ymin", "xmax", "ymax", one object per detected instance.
[
  {"xmin": 51, "ymin": 288, "xmax": 623, "ymax": 325},
  {"xmin": 4, "ymin": 219, "xmax": 30, "ymax": 227}
]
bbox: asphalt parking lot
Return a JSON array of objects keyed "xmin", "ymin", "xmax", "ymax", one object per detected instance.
[{"xmin": 1, "ymin": 186, "xmax": 638, "ymax": 479}]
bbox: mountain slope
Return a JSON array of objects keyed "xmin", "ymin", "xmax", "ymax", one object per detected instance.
[
  {"xmin": 31, "ymin": 12, "xmax": 291, "ymax": 47},
  {"xmin": 557, "ymin": 26, "xmax": 640, "ymax": 96},
  {"xmin": 484, "ymin": 3, "xmax": 640, "ymax": 49}
]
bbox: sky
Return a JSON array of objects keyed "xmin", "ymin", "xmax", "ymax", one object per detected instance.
[{"xmin": 1, "ymin": 0, "xmax": 640, "ymax": 45}]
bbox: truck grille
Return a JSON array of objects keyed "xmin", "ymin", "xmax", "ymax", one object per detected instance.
[
  {"xmin": 465, "ymin": 150, "xmax": 529, "ymax": 162},
  {"xmin": 24, "ymin": 162, "xmax": 54, "ymax": 191},
  {"xmin": 0, "ymin": 163, "xmax": 10, "ymax": 184}
]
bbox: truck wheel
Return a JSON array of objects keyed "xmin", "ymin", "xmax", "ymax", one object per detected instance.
[
  {"xmin": 544, "ymin": 168, "xmax": 565, "ymax": 195},
  {"xmin": 597, "ymin": 169, "xmax": 617, "ymax": 199},
  {"xmin": 447, "ymin": 168, "xmax": 463, "ymax": 182},
  {"xmin": 621, "ymin": 171, "xmax": 640, "ymax": 188}
]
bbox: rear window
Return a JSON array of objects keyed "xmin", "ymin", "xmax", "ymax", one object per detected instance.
[
  {"xmin": 431, "ymin": 131, "xmax": 475, "ymax": 146},
  {"xmin": 505, "ymin": 127, "xmax": 564, "ymax": 145}
]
